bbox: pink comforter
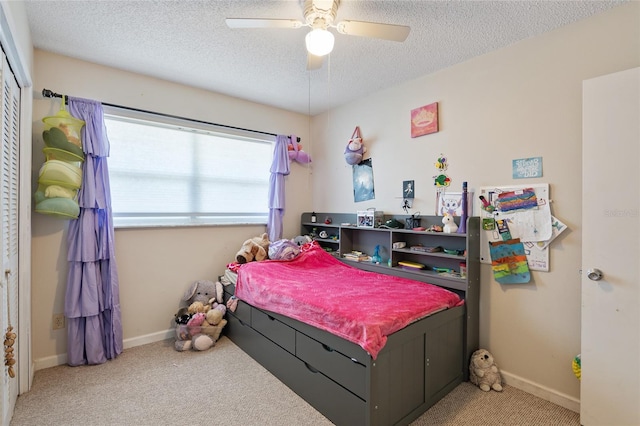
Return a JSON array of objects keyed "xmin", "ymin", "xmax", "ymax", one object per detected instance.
[{"xmin": 235, "ymin": 243, "xmax": 463, "ymax": 359}]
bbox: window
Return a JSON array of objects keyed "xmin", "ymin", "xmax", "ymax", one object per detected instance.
[{"xmin": 104, "ymin": 111, "xmax": 274, "ymax": 228}]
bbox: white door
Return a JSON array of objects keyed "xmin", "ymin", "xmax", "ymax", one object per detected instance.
[
  {"xmin": 0, "ymin": 49, "xmax": 20, "ymax": 425},
  {"xmin": 581, "ymin": 67, "xmax": 639, "ymax": 425}
]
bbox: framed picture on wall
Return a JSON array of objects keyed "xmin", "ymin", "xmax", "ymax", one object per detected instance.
[
  {"xmin": 435, "ymin": 191, "xmax": 474, "ymax": 216},
  {"xmin": 411, "ymin": 102, "xmax": 439, "ymax": 137}
]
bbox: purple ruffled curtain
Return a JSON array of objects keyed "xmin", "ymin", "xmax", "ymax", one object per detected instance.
[
  {"xmin": 267, "ymin": 135, "xmax": 290, "ymax": 242},
  {"xmin": 65, "ymin": 97, "xmax": 122, "ymax": 366}
]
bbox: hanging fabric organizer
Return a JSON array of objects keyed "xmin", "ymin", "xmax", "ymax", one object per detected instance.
[{"xmin": 36, "ymin": 96, "xmax": 86, "ymax": 219}]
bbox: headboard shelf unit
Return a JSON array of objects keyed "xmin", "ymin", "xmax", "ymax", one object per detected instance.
[
  {"xmin": 301, "ymin": 212, "xmax": 479, "ymax": 370},
  {"xmin": 301, "ymin": 212, "xmax": 479, "ymax": 293}
]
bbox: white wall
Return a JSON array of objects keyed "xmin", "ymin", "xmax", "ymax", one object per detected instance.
[
  {"xmin": 31, "ymin": 50, "xmax": 312, "ymax": 367},
  {"xmin": 309, "ymin": 2, "xmax": 639, "ymax": 410}
]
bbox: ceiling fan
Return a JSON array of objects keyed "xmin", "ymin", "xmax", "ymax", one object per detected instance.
[{"xmin": 225, "ymin": 0, "xmax": 411, "ymax": 70}]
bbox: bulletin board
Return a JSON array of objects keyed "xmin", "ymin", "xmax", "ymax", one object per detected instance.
[{"xmin": 476, "ymin": 183, "xmax": 551, "ymax": 271}]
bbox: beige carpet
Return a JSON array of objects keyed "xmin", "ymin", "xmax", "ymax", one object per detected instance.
[{"xmin": 11, "ymin": 337, "xmax": 579, "ymax": 425}]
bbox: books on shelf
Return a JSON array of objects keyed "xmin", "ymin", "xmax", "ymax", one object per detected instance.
[
  {"xmin": 343, "ymin": 251, "xmax": 370, "ymax": 262},
  {"xmin": 410, "ymin": 245, "xmax": 442, "ymax": 253}
]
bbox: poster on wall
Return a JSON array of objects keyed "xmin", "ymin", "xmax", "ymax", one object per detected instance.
[{"xmin": 353, "ymin": 158, "xmax": 375, "ymax": 202}]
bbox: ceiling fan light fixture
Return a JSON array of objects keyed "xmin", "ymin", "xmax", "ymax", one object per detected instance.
[{"xmin": 305, "ymin": 28, "xmax": 334, "ymax": 56}]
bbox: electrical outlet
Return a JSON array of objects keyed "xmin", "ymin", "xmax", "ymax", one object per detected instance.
[{"xmin": 52, "ymin": 313, "xmax": 65, "ymax": 330}]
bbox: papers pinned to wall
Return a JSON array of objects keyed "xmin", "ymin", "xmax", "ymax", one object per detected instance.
[{"xmin": 477, "ymin": 184, "xmax": 563, "ymax": 272}]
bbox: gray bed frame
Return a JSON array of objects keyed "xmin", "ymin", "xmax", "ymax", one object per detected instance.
[{"xmin": 222, "ymin": 217, "xmax": 479, "ymax": 425}]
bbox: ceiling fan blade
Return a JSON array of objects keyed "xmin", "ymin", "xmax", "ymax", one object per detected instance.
[
  {"xmin": 225, "ymin": 18, "xmax": 303, "ymax": 29},
  {"xmin": 336, "ymin": 20, "xmax": 410, "ymax": 42},
  {"xmin": 307, "ymin": 53, "xmax": 324, "ymax": 71}
]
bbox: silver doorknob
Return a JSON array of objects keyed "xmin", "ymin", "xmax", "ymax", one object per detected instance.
[{"xmin": 587, "ymin": 268, "xmax": 604, "ymax": 281}]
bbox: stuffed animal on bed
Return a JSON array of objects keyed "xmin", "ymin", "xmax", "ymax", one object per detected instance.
[
  {"xmin": 469, "ymin": 349, "xmax": 503, "ymax": 392},
  {"xmin": 236, "ymin": 233, "xmax": 270, "ymax": 264},
  {"xmin": 293, "ymin": 235, "xmax": 312, "ymax": 246},
  {"xmin": 268, "ymin": 238, "xmax": 301, "ymax": 261}
]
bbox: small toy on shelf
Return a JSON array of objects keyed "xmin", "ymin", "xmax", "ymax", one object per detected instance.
[
  {"xmin": 371, "ymin": 245, "xmax": 382, "ymax": 264},
  {"xmin": 442, "ymin": 213, "xmax": 458, "ymax": 233}
]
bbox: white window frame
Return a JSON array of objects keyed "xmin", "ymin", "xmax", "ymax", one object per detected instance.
[{"xmin": 103, "ymin": 107, "xmax": 274, "ymax": 228}]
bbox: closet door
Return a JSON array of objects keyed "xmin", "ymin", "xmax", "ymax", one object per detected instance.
[
  {"xmin": 581, "ymin": 67, "xmax": 639, "ymax": 425},
  {"xmin": 0, "ymin": 49, "xmax": 20, "ymax": 424}
]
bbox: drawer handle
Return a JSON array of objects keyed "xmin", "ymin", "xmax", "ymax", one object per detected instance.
[
  {"xmin": 267, "ymin": 315, "xmax": 275, "ymax": 321},
  {"xmin": 304, "ymin": 362, "xmax": 320, "ymax": 374},
  {"xmin": 322, "ymin": 344, "xmax": 335, "ymax": 352}
]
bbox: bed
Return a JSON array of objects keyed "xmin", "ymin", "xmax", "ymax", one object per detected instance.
[{"xmin": 222, "ymin": 240, "xmax": 478, "ymax": 425}]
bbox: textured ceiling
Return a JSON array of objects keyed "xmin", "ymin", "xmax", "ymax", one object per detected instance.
[{"xmin": 25, "ymin": 0, "xmax": 625, "ymax": 115}]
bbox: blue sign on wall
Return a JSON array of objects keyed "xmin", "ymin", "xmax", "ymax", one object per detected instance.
[{"xmin": 512, "ymin": 157, "xmax": 543, "ymax": 179}]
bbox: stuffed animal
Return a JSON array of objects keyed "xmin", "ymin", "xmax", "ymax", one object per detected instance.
[
  {"xmin": 344, "ymin": 137, "xmax": 366, "ymax": 165},
  {"xmin": 293, "ymin": 235, "xmax": 312, "ymax": 246},
  {"xmin": 268, "ymin": 238, "xmax": 300, "ymax": 261},
  {"xmin": 174, "ymin": 279, "xmax": 227, "ymax": 352},
  {"xmin": 236, "ymin": 233, "xmax": 270, "ymax": 264},
  {"xmin": 442, "ymin": 213, "xmax": 458, "ymax": 233},
  {"xmin": 205, "ymin": 301, "xmax": 227, "ymax": 326},
  {"xmin": 174, "ymin": 307, "xmax": 190, "ymax": 325},
  {"xmin": 288, "ymin": 138, "xmax": 311, "ymax": 164},
  {"xmin": 183, "ymin": 280, "xmax": 223, "ymax": 306},
  {"xmin": 469, "ymin": 349, "xmax": 503, "ymax": 392}
]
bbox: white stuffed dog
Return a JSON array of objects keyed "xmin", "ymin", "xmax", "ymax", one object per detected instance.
[{"xmin": 469, "ymin": 349, "xmax": 503, "ymax": 392}]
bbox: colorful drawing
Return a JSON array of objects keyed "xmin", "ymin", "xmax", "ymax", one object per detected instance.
[
  {"xmin": 496, "ymin": 188, "xmax": 538, "ymax": 212},
  {"xmin": 489, "ymin": 238, "xmax": 531, "ymax": 284},
  {"xmin": 411, "ymin": 102, "xmax": 438, "ymax": 137}
]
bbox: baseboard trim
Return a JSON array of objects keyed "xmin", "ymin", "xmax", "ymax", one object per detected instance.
[
  {"xmin": 501, "ymin": 370, "xmax": 580, "ymax": 413},
  {"xmin": 33, "ymin": 329, "xmax": 173, "ymax": 371},
  {"xmin": 122, "ymin": 329, "xmax": 173, "ymax": 350}
]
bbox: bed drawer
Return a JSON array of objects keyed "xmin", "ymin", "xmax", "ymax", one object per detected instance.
[
  {"xmin": 252, "ymin": 308, "xmax": 296, "ymax": 354},
  {"xmin": 290, "ymin": 352, "xmax": 367, "ymax": 426},
  {"xmin": 296, "ymin": 331, "xmax": 367, "ymax": 400}
]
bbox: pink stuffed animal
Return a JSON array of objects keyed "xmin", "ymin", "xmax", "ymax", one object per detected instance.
[{"xmin": 288, "ymin": 137, "xmax": 311, "ymax": 164}]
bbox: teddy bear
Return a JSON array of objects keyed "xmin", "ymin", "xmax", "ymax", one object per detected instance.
[
  {"xmin": 235, "ymin": 233, "xmax": 270, "ymax": 264},
  {"xmin": 442, "ymin": 213, "xmax": 458, "ymax": 233},
  {"xmin": 469, "ymin": 349, "xmax": 503, "ymax": 392},
  {"xmin": 344, "ymin": 136, "xmax": 366, "ymax": 165}
]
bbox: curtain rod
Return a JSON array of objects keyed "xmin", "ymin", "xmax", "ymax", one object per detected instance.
[{"xmin": 41, "ymin": 88, "xmax": 298, "ymax": 141}]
